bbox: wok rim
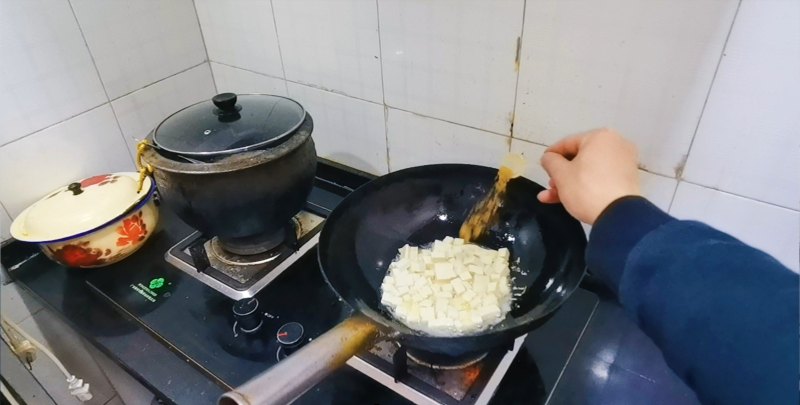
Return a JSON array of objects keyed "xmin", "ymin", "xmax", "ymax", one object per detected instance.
[{"xmin": 317, "ymin": 163, "xmax": 587, "ymax": 348}]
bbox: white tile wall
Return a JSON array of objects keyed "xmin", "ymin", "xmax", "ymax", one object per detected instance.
[
  {"xmin": 0, "ymin": 0, "xmax": 107, "ymax": 144},
  {"xmin": 273, "ymin": 0, "xmax": 383, "ymax": 103},
  {"xmin": 387, "ymin": 108, "xmax": 510, "ymax": 171},
  {"xmin": 670, "ymin": 182, "xmax": 799, "ymax": 272},
  {"xmin": 514, "ymin": 0, "xmax": 739, "ymax": 177},
  {"xmin": 509, "ymin": 139, "xmax": 550, "ymax": 187},
  {"xmin": 70, "ymin": 0, "xmax": 206, "ymax": 100},
  {"xmin": 287, "ymin": 82, "xmax": 387, "ymax": 175},
  {"xmin": 111, "ymin": 63, "xmax": 216, "ymax": 158},
  {"xmin": 682, "ymin": 0, "xmax": 800, "ymax": 210},
  {"xmin": 639, "ymin": 172, "xmax": 679, "ymax": 213},
  {"xmin": 195, "ymin": 0, "xmax": 284, "ymax": 78},
  {"xmin": 379, "ymin": 0, "xmax": 524, "ymax": 135},
  {"xmin": 510, "ymin": 139, "xmax": 678, "ymax": 212},
  {"xmin": 0, "ymin": 105, "xmax": 134, "ymax": 217},
  {"xmin": 211, "ymin": 62, "xmax": 288, "ymax": 96}
]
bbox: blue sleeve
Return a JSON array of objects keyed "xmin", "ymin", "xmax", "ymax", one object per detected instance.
[{"xmin": 586, "ymin": 196, "xmax": 799, "ymax": 405}]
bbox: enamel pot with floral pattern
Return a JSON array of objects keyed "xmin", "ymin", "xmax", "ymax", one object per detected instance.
[{"xmin": 10, "ymin": 172, "xmax": 159, "ymax": 268}]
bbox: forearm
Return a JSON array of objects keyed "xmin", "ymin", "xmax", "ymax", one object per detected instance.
[{"xmin": 587, "ymin": 197, "xmax": 799, "ymax": 404}]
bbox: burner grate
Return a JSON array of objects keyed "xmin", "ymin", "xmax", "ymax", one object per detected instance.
[{"xmin": 165, "ymin": 210, "xmax": 325, "ymax": 300}]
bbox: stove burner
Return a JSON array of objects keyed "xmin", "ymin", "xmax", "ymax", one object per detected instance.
[
  {"xmin": 209, "ymin": 237, "xmax": 284, "ymax": 266},
  {"xmin": 165, "ymin": 210, "xmax": 325, "ymax": 300},
  {"xmin": 217, "ymin": 228, "xmax": 287, "ymax": 255},
  {"xmin": 405, "ymin": 346, "xmax": 488, "ymax": 370}
]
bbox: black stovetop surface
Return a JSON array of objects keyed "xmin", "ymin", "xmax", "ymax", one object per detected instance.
[{"xmin": 4, "ymin": 161, "xmax": 601, "ymax": 404}]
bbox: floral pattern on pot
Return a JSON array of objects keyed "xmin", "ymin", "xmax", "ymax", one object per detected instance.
[
  {"xmin": 116, "ymin": 212, "xmax": 148, "ymax": 247},
  {"xmin": 48, "ymin": 241, "xmax": 106, "ymax": 267},
  {"xmin": 38, "ymin": 198, "xmax": 159, "ymax": 269},
  {"xmin": 80, "ymin": 174, "xmax": 119, "ymax": 188}
]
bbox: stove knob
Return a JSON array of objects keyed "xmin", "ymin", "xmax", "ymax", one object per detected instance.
[
  {"xmin": 276, "ymin": 322, "xmax": 305, "ymax": 357},
  {"xmin": 233, "ymin": 298, "xmax": 263, "ymax": 334}
]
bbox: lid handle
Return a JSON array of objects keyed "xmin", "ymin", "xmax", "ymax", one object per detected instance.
[
  {"xmin": 67, "ymin": 182, "xmax": 83, "ymax": 196},
  {"xmin": 212, "ymin": 93, "xmax": 239, "ymax": 112}
]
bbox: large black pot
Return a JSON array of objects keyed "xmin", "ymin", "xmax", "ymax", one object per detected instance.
[{"xmin": 140, "ymin": 93, "xmax": 317, "ymax": 254}]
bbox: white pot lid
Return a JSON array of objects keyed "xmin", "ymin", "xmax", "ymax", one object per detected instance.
[{"xmin": 10, "ymin": 172, "xmax": 154, "ymax": 243}]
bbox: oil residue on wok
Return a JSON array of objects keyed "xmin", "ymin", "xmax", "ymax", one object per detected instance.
[{"xmin": 459, "ymin": 154, "xmax": 526, "ymax": 242}]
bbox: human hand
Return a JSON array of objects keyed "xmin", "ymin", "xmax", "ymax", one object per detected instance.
[{"xmin": 537, "ymin": 129, "xmax": 641, "ymax": 225}]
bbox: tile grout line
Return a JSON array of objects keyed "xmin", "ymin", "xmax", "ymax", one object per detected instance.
[
  {"xmin": 375, "ymin": 0, "xmax": 391, "ymax": 173},
  {"xmin": 268, "ymin": 0, "xmax": 290, "ymax": 96},
  {"xmin": 668, "ymin": 0, "xmax": 742, "ymax": 212},
  {"xmin": 108, "ymin": 62, "xmax": 209, "ymax": 102},
  {"xmin": 206, "ymin": 61, "xmax": 512, "ymax": 138},
  {"xmin": 0, "ymin": 62, "xmax": 210, "ymax": 150},
  {"xmin": 508, "ymin": 0, "xmax": 528, "ymax": 141},
  {"xmin": 672, "ymin": 0, "xmax": 742, "ymax": 181},
  {"xmin": 0, "ymin": 102, "xmax": 107, "ymax": 149},
  {"xmin": 65, "ymin": 0, "xmax": 112, "ymax": 103},
  {"xmin": 64, "ymin": 0, "xmax": 135, "ymax": 168},
  {"xmin": 191, "ymin": 0, "xmax": 217, "ymax": 93},
  {"xmin": 679, "ymin": 180, "xmax": 799, "ymax": 212}
]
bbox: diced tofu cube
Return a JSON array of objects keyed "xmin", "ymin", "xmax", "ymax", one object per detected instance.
[
  {"xmin": 418, "ymin": 285, "xmax": 433, "ymax": 297},
  {"xmin": 480, "ymin": 254, "xmax": 494, "ymax": 265},
  {"xmin": 458, "ymin": 270, "xmax": 473, "ymax": 281},
  {"xmin": 443, "ymin": 236, "xmax": 455, "ymax": 245},
  {"xmin": 420, "ymin": 306, "xmax": 435, "ymax": 321},
  {"xmin": 462, "ymin": 290, "xmax": 477, "ymax": 301},
  {"xmin": 381, "ymin": 293, "xmax": 399, "ymax": 307},
  {"xmin": 395, "ymin": 304, "xmax": 410, "ymax": 318},
  {"xmin": 434, "ymin": 263, "xmax": 456, "ymax": 280},
  {"xmin": 454, "ymin": 238, "xmax": 465, "ymax": 246},
  {"xmin": 486, "ymin": 281, "xmax": 497, "ymax": 293},
  {"xmin": 441, "ymin": 283, "xmax": 454, "ymax": 293},
  {"xmin": 473, "ymin": 275, "xmax": 490, "ymax": 293},
  {"xmin": 468, "ymin": 264, "xmax": 484, "ymax": 275},
  {"xmin": 435, "ymin": 291, "xmax": 452, "ymax": 298},
  {"xmin": 395, "ymin": 272, "xmax": 413, "ymax": 286},
  {"xmin": 498, "ymin": 281, "xmax": 510, "ymax": 295},
  {"xmin": 492, "ymin": 261, "xmax": 507, "ymax": 274},
  {"xmin": 446, "ymin": 308, "xmax": 459, "ymax": 320},
  {"xmin": 497, "ymin": 247, "xmax": 510, "ymax": 259},
  {"xmin": 396, "ymin": 285, "xmax": 410, "ymax": 294},
  {"xmin": 452, "ymin": 282, "xmax": 466, "ymax": 294},
  {"xmin": 408, "ymin": 246, "xmax": 419, "ymax": 260},
  {"xmin": 479, "ymin": 304, "xmax": 502, "ymax": 320}
]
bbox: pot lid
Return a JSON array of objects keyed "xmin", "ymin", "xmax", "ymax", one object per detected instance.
[
  {"xmin": 152, "ymin": 93, "xmax": 306, "ymax": 158},
  {"xmin": 10, "ymin": 173, "xmax": 154, "ymax": 243}
]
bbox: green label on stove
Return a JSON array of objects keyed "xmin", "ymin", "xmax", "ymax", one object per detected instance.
[
  {"xmin": 130, "ymin": 277, "xmax": 171, "ymax": 303},
  {"xmin": 149, "ymin": 277, "xmax": 165, "ymax": 289}
]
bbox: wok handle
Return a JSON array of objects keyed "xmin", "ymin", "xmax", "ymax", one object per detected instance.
[{"xmin": 219, "ymin": 315, "xmax": 380, "ymax": 405}]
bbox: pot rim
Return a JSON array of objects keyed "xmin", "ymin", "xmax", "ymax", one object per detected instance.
[
  {"xmin": 152, "ymin": 93, "xmax": 307, "ymax": 159},
  {"xmin": 142, "ymin": 115, "xmax": 313, "ymax": 175},
  {"xmin": 12, "ymin": 179, "xmax": 157, "ymax": 244}
]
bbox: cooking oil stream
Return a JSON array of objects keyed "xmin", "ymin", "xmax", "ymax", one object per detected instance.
[{"xmin": 459, "ymin": 154, "xmax": 526, "ymax": 242}]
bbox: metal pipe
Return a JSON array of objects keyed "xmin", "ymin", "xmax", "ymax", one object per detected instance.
[{"xmin": 219, "ymin": 315, "xmax": 380, "ymax": 405}]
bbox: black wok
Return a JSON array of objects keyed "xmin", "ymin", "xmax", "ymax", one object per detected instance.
[{"xmin": 220, "ymin": 163, "xmax": 587, "ymax": 405}]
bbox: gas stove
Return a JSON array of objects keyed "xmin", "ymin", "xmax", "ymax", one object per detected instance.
[
  {"xmin": 165, "ymin": 210, "xmax": 325, "ymax": 300},
  {"xmin": 82, "ymin": 161, "xmax": 599, "ymax": 404}
]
